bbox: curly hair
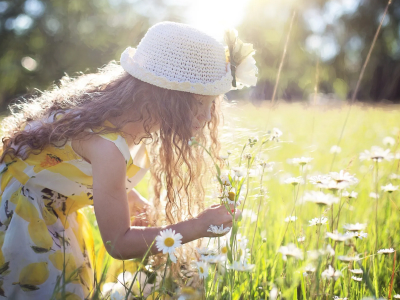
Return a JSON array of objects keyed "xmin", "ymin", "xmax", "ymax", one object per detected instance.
[{"xmin": 0, "ymin": 61, "xmax": 223, "ymax": 226}]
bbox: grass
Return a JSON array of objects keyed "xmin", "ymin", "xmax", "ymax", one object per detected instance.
[{"xmin": 84, "ymin": 102, "xmax": 400, "ymax": 299}]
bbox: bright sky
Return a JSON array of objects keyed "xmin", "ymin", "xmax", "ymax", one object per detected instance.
[{"xmin": 171, "ymin": 0, "xmax": 251, "ymax": 43}]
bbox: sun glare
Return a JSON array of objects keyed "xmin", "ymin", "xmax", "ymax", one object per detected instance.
[{"xmin": 184, "ymin": 0, "xmax": 250, "ymax": 42}]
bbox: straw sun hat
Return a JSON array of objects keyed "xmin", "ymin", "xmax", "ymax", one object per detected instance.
[{"xmin": 120, "ymin": 21, "xmax": 258, "ymax": 96}]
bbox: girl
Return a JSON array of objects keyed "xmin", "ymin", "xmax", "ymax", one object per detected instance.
[{"xmin": 0, "ymin": 21, "xmax": 256, "ymax": 299}]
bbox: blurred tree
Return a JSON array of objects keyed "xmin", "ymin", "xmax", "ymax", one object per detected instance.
[
  {"xmin": 0, "ymin": 0, "xmax": 185, "ymax": 109},
  {"xmin": 238, "ymin": 0, "xmax": 400, "ymax": 103}
]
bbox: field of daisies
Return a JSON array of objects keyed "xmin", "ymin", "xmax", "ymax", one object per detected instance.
[{"xmin": 88, "ymin": 103, "xmax": 400, "ymax": 300}]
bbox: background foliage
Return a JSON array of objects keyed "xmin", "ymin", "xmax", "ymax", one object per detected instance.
[{"xmin": 0, "ymin": 0, "xmax": 399, "ymax": 108}]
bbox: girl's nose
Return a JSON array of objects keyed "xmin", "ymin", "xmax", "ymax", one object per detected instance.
[{"xmin": 200, "ymin": 107, "xmax": 212, "ymax": 123}]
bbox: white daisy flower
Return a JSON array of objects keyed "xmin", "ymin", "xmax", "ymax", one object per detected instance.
[
  {"xmin": 269, "ymin": 128, "xmax": 282, "ymax": 142},
  {"xmin": 350, "ymin": 269, "xmax": 363, "ymax": 274},
  {"xmin": 291, "ymin": 157, "xmax": 314, "ymax": 166},
  {"xmin": 156, "ymin": 229, "xmax": 183, "ymax": 263},
  {"xmin": 389, "ymin": 173, "xmax": 400, "ymax": 180},
  {"xmin": 321, "ymin": 265, "xmax": 342, "ymax": 280},
  {"xmin": 329, "ymin": 170, "xmax": 358, "ymax": 185},
  {"xmin": 393, "ymin": 294, "xmax": 400, "ymax": 299},
  {"xmin": 343, "ymin": 223, "xmax": 367, "ymax": 231},
  {"xmin": 383, "ymin": 136, "xmax": 396, "ymax": 147},
  {"xmin": 196, "ymin": 261, "xmax": 209, "ymax": 279},
  {"xmin": 278, "ymin": 243, "xmax": 304, "ymax": 260},
  {"xmin": 219, "ymin": 152, "xmax": 231, "ymax": 160},
  {"xmin": 350, "ymin": 231, "xmax": 368, "ymax": 239},
  {"xmin": 285, "ymin": 216, "xmax": 297, "ymax": 223},
  {"xmin": 200, "ymin": 254, "xmax": 226, "ymax": 264},
  {"xmin": 297, "ymin": 236, "xmax": 306, "ymax": 243},
  {"xmin": 284, "ymin": 176, "xmax": 304, "ymax": 186},
  {"xmin": 326, "ymin": 231, "xmax": 353, "ymax": 242},
  {"xmin": 360, "ymin": 146, "xmax": 394, "ymax": 162},
  {"xmin": 207, "ymin": 224, "xmax": 231, "ymax": 235},
  {"xmin": 381, "ymin": 183, "xmax": 399, "ymax": 193},
  {"xmin": 321, "ymin": 179, "xmax": 350, "ymax": 191},
  {"xmin": 309, "ymin": 174, "xmax": 331, "ymax": 187},
  {"xmin": 333, "ymin": 296, "xmax": 348, "ymax": 300},
  {"xmin": 196, "ymin": 247, "xmax": 218, "ymax": 256},
  {"xmin": 227, "ymin": 261, "xmax": 255, "ymax": 272},
  {"xmin": 232, "ymin": 167, "xmax": 246, "ymax": 179},
  {"xmin": 302, "ymin": 191, "xmax": 339, "ymax": 206},
  {"xmin": 369, "ymin": 192, "xmax": 379, "ymax": 199},
  {"xmin": 219, "ymin": 172, "xmax": 231, "ymax": 186},
  {"xmin": 304, "ymin": 264, "xmax": 316, "ymax": 274},
  {"xmin": 337, "ymin": 255, "xmax": 360, "ymax": 262},
  {"xmin": 342, "ymin": 191, "xmax": 358, "ymax": 199},
  {"xmin": 330, "ymin": 145, "xmax": 342, "ymax": 154},
  {"xmin": 377, "ymin": 248, "xmax": 395, "ymax": 254},
  {"xmin": 309, "ymin": 217, "xmax": 328, "ymax": 226},
  {"xmin": 351, "ymin": 276, "xmax": 363, "ymax": 282}
]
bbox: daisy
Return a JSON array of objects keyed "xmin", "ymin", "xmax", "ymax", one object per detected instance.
[
  {"xmin": 369, "ymin": 192, "xmax": 379, "ymax": 199},
  {"xmin": 291, "ymin": 157, "xmax": 313, "ymax": 166},
  {"xmin": 304, "ymin": 264, "xmax": 316, "ymax": 274},
  {"xmin": 284, "ymin": 216, "xmax": 297, "ymax": 223},
  {"xmin": 284, "ymin": 176, "xmax": 304, "ymax": 186},
  {"xmin": 359, "ymin": 146, "xmax": 393, "ymax": 162},
  {"xmin": 196, "ymin": 247, "xmax": 218, "ymax": 256},
  {"xmin": 156, "ymin": 229, "xmax": 183, "ymax": 263},
  {"xmin": 326, "ymin": 231, "xmax": 353, "ymax": 242},
  {"xmin": 343, "ymin": 223, "xmax": 367, "ymax": 231},
  {"xmin": 389, "ymin": 173, "xmax": 400, "ymax": 180},
  {"xmin": 321, "ymin": 265, "xmax": 342, "ymax": 280},
  {"xmin": 377, "ymin": 248, "xmax": 395, "ymax": 254},
  {"xmin": 278, "ymin": 243, "xmax": 304, "ymax": 260},
  {"xmin": 333, "ymin": 296, "xmax": 348, "ymax": 300},
  {"xmin": 201, "ymin": 254, "xmax": 226, "ymax": 264},
  {"xmin": 302, "ymin": 191, "xmax": 339, "ymax": 206},
  {"xmin": 337, "ymin": 255, "xmax": 360, "ymax": 262},
  {"xmin": 196, "ymin": 261, "xmax": 209, "ymax": 279},
  {"xmin": 350, "ymin": 269, "xmax": 363, "ymax": 274},
  {"xmin": 219, "ymin": 172, "xmax": 231, "ymax": 186},
  {"xmin": 228, "ymin": 261, "xmax": 255, "ymax": 272},
  {"xmin": 393, "ymin": 295, "xmax": 400, "ymax": 299},
  {"xmin": 381, "ymin": 183, "xmax": 399, "ymax": 193},
  {"xmin": 269, "ymin": 128, "xmax": 282, "ymax": 142},
  {"xmin": 329, "ymin": 170, "xmax": 358, "ymax": 185},
  {"xmin": 330, "ymin": 145, "xmax": 342, "ymax": 154},
  {"xmin": 322, "ymin": 179, "xmax": 349, "ymax": 191},
  {"xmin": 232, "ymin": 167, "xmax": 246, "ymax": 178},
  {"xmin": 207, "ymin": 224, "xmax": 231, "ymax": 235},
  {"xmin": 309, "ymin": 217, "xmax": 328, "ymax": 226},
  {"xmin": 350, "ymin": 231, "xmax": 368, "ymax": 239},
  {"xmin": 383, "ymin": 136, "xmax": 396, "ymax": 147},
  {"xmin": 351, "ymin": 276, "xmax": 362, "ymax": 282},
  {"xmin": 342, "ymin": 191, "xmax": 358, "ymax": 199},
  {"xmin": 297, "ymin": 236, "xmax": 305, "ymax": 243},
  {"xmin": 309, "ymin": 174, "xmax": 331, "ymax": 186}
]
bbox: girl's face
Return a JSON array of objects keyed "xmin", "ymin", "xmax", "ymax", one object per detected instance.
[{"xmin": 192, "ymin": 95, "xmax": 217, "ymax": 132}]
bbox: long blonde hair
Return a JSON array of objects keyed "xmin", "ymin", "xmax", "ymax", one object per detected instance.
[{"xmin": 0, "ymin": 62, "xmax": 222, "ymax": 226}]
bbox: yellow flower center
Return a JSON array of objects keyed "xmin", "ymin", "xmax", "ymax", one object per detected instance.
[
  {"xmin": 221, "ymin": 246, "xmax": 228, "ymax": 254},
  {"xmin": 199, "ymin": 267, "xmax": 204, "ymax": 273},
  {"xmin": 164, "ymin": 237, "xmax": 175, "ymax": 247},
  {"xmin": 228, "ymin": 191, "xmax": 236, "ymax": 201}
]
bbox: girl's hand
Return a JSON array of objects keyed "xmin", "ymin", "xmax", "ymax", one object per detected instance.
[
  {"xmin": 128, "ymin": 189, "xmax": 153, "ymax": 226},
  {"xmin": 195, "ymin": 204, "xmax": 242, "ymax": 238}
]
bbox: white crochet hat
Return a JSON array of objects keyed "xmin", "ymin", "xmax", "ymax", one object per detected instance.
[{"xmin": 120, "ymin": 21, "xmax": 233, "ymax": 96}]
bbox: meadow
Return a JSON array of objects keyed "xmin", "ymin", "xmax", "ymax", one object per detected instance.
[{"xmin": 86, "ymin": 102, "xmax": 400, "ymax": 300}]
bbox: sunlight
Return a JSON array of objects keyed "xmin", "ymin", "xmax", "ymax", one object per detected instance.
[{"xmin": 183, "ymin": 0, "xmax": 251, "ymax": 41}]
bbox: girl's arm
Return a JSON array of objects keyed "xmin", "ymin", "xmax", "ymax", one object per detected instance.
[{"xmin": 80, "ymin": 135, "xmax": 238, "ymax": 260}]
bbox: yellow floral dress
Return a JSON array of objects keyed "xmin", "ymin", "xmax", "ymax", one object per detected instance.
[{"xmin": 0, "ymin": 122, "xmax": 150, "ymax": 299}]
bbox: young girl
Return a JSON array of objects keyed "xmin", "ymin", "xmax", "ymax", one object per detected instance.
[{"xmin": 0, "ymin": 21, "xmax": 256, "ymax": 299}]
